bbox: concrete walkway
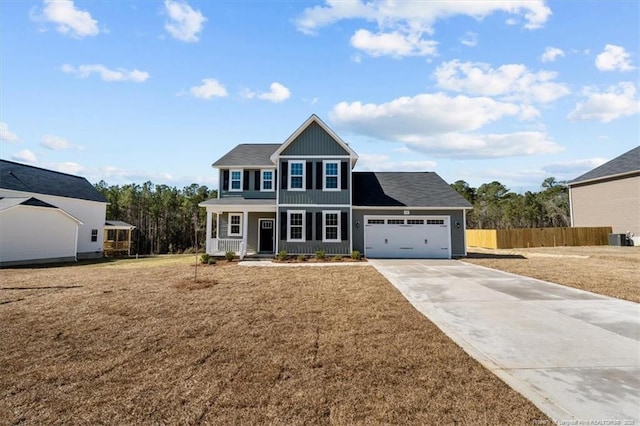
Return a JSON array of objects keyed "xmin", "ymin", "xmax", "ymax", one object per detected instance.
[{"xmin": 370, "ymin": 259, "xmax": 640, "ymax": 423}]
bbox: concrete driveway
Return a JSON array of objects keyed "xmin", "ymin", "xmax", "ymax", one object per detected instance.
[{"xmin": 370, "ymin": 259, "xmax": 640, "ymax": 423}]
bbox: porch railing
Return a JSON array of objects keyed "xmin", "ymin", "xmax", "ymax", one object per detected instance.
[{"xmin": 209, "ymin": 238, "xmax": 245, "ymax": 259}]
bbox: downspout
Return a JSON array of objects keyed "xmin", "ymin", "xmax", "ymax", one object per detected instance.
[
  {"xmin": 462, "ymin": 209, "xmax": 467, "ymax": 257},
  {"xmin": 568, "ymin": 186, "xmax": 574, "ymax": 227}
]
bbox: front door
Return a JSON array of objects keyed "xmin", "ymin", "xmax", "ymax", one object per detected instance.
[{"xmin": 258, "ymin": 219, "xmax": 274, "ymax": 252}]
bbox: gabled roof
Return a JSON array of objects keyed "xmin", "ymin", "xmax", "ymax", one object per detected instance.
[
  {"xmin": 0, "ymin": 160, "xmax": 107, "ymax": 203},
  {"xmin": 212, "ymin": 144, "xmax": 281, "ymax": 167},
  {"xmin": 352, "ymin": 172, "xmax": 472, "ymax": 208},
  {"xmin": 105, "ymin": 220, "xmax": 136, "ymax": 229},
  {"xmin": 569, "ymin": 145, "xmax": 640, "ymax": 185},
  {"xmin": 0, "ymin": 196, "xmax": 83, "ymax": 223},
  {"xmin": 269, "ymin": 114, "xmax": 358, "ymax": 165}
]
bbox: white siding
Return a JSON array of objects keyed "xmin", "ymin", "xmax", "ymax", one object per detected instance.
[
  {"xmin": 0, "ymin": 189, "xmax": 107, "ymax": 257},
  {"xmin": 0, "ymin": 206, "xmax": 79, "ymax": 263}
]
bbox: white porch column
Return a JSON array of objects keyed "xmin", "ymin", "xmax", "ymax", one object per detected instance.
[
  {"xmin": 242, "ymin": 210, "xmax": 249, "ymax": 259},
  {"xmin": 205, "ymin": 209, "xmax": 213, "ymax": 254}
]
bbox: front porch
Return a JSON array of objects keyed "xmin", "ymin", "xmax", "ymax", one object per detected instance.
[{"xmin": 199, "ymin": 198, "xmax": 277, "ymax": 260}]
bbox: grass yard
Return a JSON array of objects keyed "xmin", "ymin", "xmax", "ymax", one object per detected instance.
[
  {"xmin": 465, "ymin": 246, "xmax": 640, "ymax": 303},
  {"xmin": 0, "ymin": 256, "xmax": 547, "ymax": 424}
]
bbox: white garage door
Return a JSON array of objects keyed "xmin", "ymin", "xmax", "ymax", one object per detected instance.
[{"xmin": 364, "ymin": 215, "xmax": 451, "ymax": 259}]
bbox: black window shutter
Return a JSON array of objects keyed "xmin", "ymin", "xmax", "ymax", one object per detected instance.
[
  {"xmin": 254, "ymin": 170, "xmax": 260, "ymax": 190},
  {"xmin": 341, "ymin": 212, "xmax": 348, "ymax": 241},
  {"xmin": 306, "ymin": 212, "xmax": 313, "ymax": 241},
  {"xmin": 280, "ymin": 212, "xmax": 287, "ymax": 240},
  {"xmin": 223, "ymin": 170, "xmax": 229, "ymax": 191},
  {"xmin": 281, "ymin": 162, "xmax": 288, "ymax": 190},
  {"xmin": 341, "ymin": 162, "xmax": 348, "ymax": 190},
  {"xmin": 316, "ymin": 212, "xmax": 322, "ymax": 241},
  {"xmin": 316, "ymin": 161, "xmax": 323, "ymax": 189},
  {"xmin": 306, "ymin": 161, "xmax": 313, "ymax": 190},
  {"xmin": 243, "ymin": 171, "xmax": 250, "ymax": 190}
]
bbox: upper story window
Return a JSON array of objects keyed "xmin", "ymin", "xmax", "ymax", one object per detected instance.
[
  {"xmin": 323, "ymin": 161, "xmax": 340, "ymax": 191},
  {"xmin": 230, "ymin": 169, "xmax": 243, "ymax": 192},
  {"xmin": 289, "ymin": 161, "xmax": 304, "ymax": 191},
  {"xmin": 261, "ymin": 169, "xmax": 274, "ymax": 192}
]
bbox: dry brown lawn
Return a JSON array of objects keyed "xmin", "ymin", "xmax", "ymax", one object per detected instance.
[
  {"xmin": 0, "ymin": 256, "xmax": 547, "ymax": 425},
  {"xmin": 465, "ymin": 246, "xmax": 640, "ymax": 303}
]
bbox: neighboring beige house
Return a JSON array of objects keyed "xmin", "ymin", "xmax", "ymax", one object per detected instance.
[{"xmin": 568, "ymin": 146, "xmax": 639, "ymax": 240}]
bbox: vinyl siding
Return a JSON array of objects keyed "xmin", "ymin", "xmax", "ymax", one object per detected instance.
[
  {"xmin": 570, "ymin": 175, "xmax": 640, "ymax": 235},
  {"xmin": 352, "ymin": 209, "xmax": 467, "ymax": 257},
  {"xmin": 277, "ymin": 207, "xmax": 350, "ymax": 255},
  {"xmin": 219, "ymin": 169, "xmax": 276, "ymax": 199},
  {"xmin": 278, "ymin": 160, "xmax": 350, "ymax": 205},
  {"xmin": 281, "ymin": 121, "xmax": 350, "ymax": 156}
]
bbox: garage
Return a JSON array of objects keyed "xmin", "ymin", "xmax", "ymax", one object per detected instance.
[{"xmin": 364, "ymin": 215, "xmax": 451, "ymax": 259}]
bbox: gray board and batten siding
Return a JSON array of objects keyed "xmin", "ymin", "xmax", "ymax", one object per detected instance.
[
  {"xmin": 219, "ymin": 169, "xmax": 277, "ymax": 199},
  {"xmin": 281, "ymin": 121, "xmax": 350, "ymax": 156},
  {"xmin": 279, "ymin": 160, "xmax": 350, "ymax": 205},
  {"xmin": 277, "ymin": 206, "xmax": 350, "ymax": 255}
]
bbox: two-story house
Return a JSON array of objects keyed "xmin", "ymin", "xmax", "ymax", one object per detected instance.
[{"xmin": 199, "ymin": 115, "xmax": 472, "ymax": 259}]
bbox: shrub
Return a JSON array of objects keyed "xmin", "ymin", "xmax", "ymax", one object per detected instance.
[
  {"xmin": 200, "ymin": 253, "xmax": 211, "ymax": 264},
  {"xmin": 225, "ymin": 251, "xmax": 235, "ymax": 262},
  {"xmin": 315, "ymin": 250, "xmax": 325, "ymax": 260},
  {"xmin": 297, "ymin": 255, "xmax": 306, "ymax": 262},
  {"xmin": 277, "ymin": 250, "xmax": 288, "ymax": 261},
  {"xmin": 351, "ymin": 250, "xmax": 361, "ymax": 260},
  {"xmin": 207, "ymin": 258, "xmax": 216, "ymax": 265}
]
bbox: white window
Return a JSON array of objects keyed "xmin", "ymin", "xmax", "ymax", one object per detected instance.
[
  {"xmin": 261, "ymin": 169, "xmax": 274, "ymax": 191},
  {"xmin": 323, "ymin": 211, "xmax": 340, "ymax": 242},
  {"xmin": 228, "ymin": 213, "xmax": 242, "ymax": 236},
  {"xmin": 323, "ymin": 161, "xmax": 340, "ymax": 191},
  {"xmin": 288, "ymin": 161, "xmax": 305, "ymax": 190},
  {"xmin": 287, "ymin": 210, "xmax": 305, "ymax": 242},
  {"xmin": 230, "ymin": 169, "xmax": 243, "ymax": 192}
]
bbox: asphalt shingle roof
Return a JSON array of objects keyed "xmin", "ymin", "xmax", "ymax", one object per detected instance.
[
  {"xmin": 212, "ymin": 144, "xmax": 280, "ymax": 167},
  {"xmin": 570, "ymin": 146, "xmax": 640, "ymax": 184},
  {"xmin": 352, "ymin": 172, "xmax": 472, "ymax": 208},
  {"xmin": 0, "ymin": 160, "xmax": 108, "ymax": 203}
]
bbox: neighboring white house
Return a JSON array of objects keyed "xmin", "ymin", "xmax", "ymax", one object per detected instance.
[{"xmin": 0, "ymin": 160, "xmax": 108, "ymax": 266}]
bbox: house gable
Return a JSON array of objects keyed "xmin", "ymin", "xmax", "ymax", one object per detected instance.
[{"xmin": 281, "ymin": 121, "xmax": 350, "ymax": 156}]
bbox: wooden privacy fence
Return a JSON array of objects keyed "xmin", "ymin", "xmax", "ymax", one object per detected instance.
[{"xmin": 466, "ymin": 227, "xmax": 613, "ymax": 249}]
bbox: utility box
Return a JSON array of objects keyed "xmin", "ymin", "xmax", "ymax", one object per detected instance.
[{"xmin": 608, "ymin": 233, "xmax": 626, "ymax": 246}]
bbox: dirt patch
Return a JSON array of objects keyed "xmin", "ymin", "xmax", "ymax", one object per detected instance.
[
  {"xmin": 465, "ymin": 246, "xmax": 640, "ymax": 303},
  {"xmin": 0, "ymin": 255, "xmax": 548, "ymax": 424}
]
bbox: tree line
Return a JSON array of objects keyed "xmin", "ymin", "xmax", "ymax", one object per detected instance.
[
  {"xmin": 451, "ymin": 177, "xmax": 570, "ymax": 229},
  {"xmin": 94, "ymin": 181, "xmax": 215, "ymax": 255}
]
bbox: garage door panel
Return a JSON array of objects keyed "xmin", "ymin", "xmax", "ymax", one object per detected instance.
[{"xmin": 364, "ymin": 216, "xmax": 451, "ymax": 259}]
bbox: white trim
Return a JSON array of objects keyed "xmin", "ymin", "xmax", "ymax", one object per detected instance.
[
  {"xmin": 322, "ymin": 210, "xmax": 341, "ymax": 242},
  {"xmin": 260, "ymin": 169, "xmax": 275, "ymax": 192},
  {"xmin": 353, "ymin": 205, "xmax": 473, "ymax": 210},
  {"xmin": 229, "ymin": 169, "xmax": 243, "ymax": 192},
  {"xmin": 322, "ymin": 160, "xmax": 340, "ymax": 191},
  {"xmin": 227, "ymin": 213, "xmax": 242, "ymax": 237},
  {"xmin": 462, "ymin": 210, "xmax": 467, "ymax": 257},
  {"xmin": 567, "ymin": 170, "xmax": 639, "ymax": 187},
  {"xmin": 269, "ymin": 114, "xmax": 359, "ymax": 166},
  {"xmin": 258, "ymin": 218, "xmax": 275, "ymax": 252},
  {"xmin": 568, "ymin": 187, "xmax": 574, "ymax": 227},
  {"xmin": 287, "ymin": 210, "xmax": 305, "ymax": 242},
  {"xmin": 288, "ymin": 161, "xmax": 305, "ymax": 191},
  {"xmin": 279, "ymin": 204, "xmax": 351, "ymax": 208},
  {"xmin": 279, "ymin": 155, "xmax": 351, "ymax": 159},
  {"xmin": 199, "ymin": 204, "xmax": 276, "ymax": 212}
]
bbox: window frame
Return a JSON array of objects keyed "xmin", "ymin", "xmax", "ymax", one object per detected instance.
[
  {"xmin": 288, "ymin": 161, "xmax": 305, "ymax": 191},
  {"xmin": 229, "ymin": 169, "xmax": 243, "ymax": 192},
  {"xmin": 322, "ymin": 210, "xmax": 341, "ymax": 242},
  {"xmin": 91, "ymin": 229, "xmax": 98, "ymax": 242},
  {"xmin": 323, "ymin": 160, "xmax": 340, "ymax": 191},
  {"xmin": 227, "ymin": 213, "xmax": 242, "ymax": 237},
  {"xmin": 260, "ymin": 169, "xmax": 275, "ymax": 192},
  {"xmin": 287, "ymin": 210, "xmax": 305, "ymax": 242}
]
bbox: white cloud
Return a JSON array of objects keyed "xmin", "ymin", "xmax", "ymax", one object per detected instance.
[
  {"xmin": 12, "ymin": 149, "xmax": 37, "ymax": 163},
  {"xmin": 355, "ymin": 153, "xmax": 437, "ymax": 171},
  {"xmin": 0, "ymin": 122, "xmax": 19, "ymax": 142},
  {"xmin": 542, "ymin": 158, "xmax": 607, "ymax": 176},
  {"xmin": 567, "ymin": 82, "xmax": 640, "ymax": 123},
  {"xmin": 240, "ymin": 81, "xmax": 291, "ymax": 103},
  {"xmin": 61, "ymin": 64, "xmax": 149, "ymax": 82},
  {"xmin": 330, "ymin": 92, "xmax": 522, "ymax": 137},
  {"xmin": 51, "ymin": 161, "xmax": 86, "ymax": 175},
  {"xmin": 41, "ymin": 134, "xmax": 77, "ymax": 150},
  {"xmin": 595, "ymin": 44, "xmax": 635, "ymax": 72},
  {"xmin": 460, "ymin": 32, "xmax": 478, "ymax": 47},
  {"xmin": 32, "ymin": 0, "xmax": 99, "ymax": 38},
  {"xmin": 164, "ymin": 0, "xmax": 206, "ymax": 42},
  {"xmin": 434, "ymin": 60, "xmax": 570, "ymax": 103},
  {"xmin": 541, "ymin": 46, "xmax": 564, "ymax": 62},
  {"xmin": 189, "ymin": 79, "xmax": 228, "ymax": 99},
  {"xmin": 350, "ymin": 29, "xmax": 437, "ymax": 58}
]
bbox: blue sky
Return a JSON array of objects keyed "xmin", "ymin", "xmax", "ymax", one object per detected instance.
[{"xmin": 1, "ymin": 0, "xmax": 638, "ymax": 192}]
